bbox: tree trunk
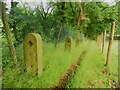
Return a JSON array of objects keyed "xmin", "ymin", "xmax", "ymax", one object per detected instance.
[
  {"xmin": 77, "ymin": 2, "xmax": 83, "ymax": 30},
  {"xmin": 106, "ymin": 21, "xmax": 115, "ymax": 66},
  {"xmin": 57, "ymin": 23, "xmax": 63, "ymax": 43},
  {"xmin": 11, "ymin": 0, "xmax": 18, "ymax": 45},
  {"xmin": 1, "ymin": 2, "xmax": 17, "ymax": 65},
  {"xmin": 57, "ymin": 2, "xmax": 66, "ymax": 43},
  {"xmin": 77, "ymin": 2, "xmax": 84, "ymax": 39},
  {"xmin": 77, "ymin": 13, "xmax": 81, "ymax": 30},
  {"xmin": 102, "ymin": 30, "xmax": 106, "ymax": 54}
]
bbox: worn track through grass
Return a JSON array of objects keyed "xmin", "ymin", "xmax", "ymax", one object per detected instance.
[{"xmin": 51, "ymin": 51, "xmax": 87, "ymax": 88}]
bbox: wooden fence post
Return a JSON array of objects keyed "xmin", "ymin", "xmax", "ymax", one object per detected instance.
[
  {"xmin": 106, "ymin": 21, "xmax": 115, "ymax": 66},
  {"xmin": 102, "ymin": 30, "xmax": 106, "ymax": 54}
]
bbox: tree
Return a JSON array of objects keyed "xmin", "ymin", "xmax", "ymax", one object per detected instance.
[
  {"xmin": 1, "ymin": 2, "xmax": 17, "ymax": 65},
  {"xmin": 9, "ymin": 0, "xmax": 19, "ymax": 46},
  {"xmin": 77, "ymin": 2, "xmax": 85, "ymax": 30},
  {"xmin": 57, "ymin": 2, "xmax": 66, "ymax": 43},
  {"xmin": 82, "ymin": 2, "xmax": 118, "ymax": 39}
]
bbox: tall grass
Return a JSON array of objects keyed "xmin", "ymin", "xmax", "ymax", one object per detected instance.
[
  {"xmin": 2, "ymin": 40, "xmax": 118, "ymax": 88},
  {"xmin": 104, "ymin": 40, "xmax": 118, "ymax": 84},
  {"xmin": 67, "ymin": 40, "xmax": 118, "ymax": 88},
  {"xmin": 2, "ymin": 40, "xmax": 87, "ymax": 88}
]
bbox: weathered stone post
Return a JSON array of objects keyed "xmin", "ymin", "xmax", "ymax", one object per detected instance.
[
  {"xmin": 65, "ymin": 37, "xmax": 71, "ymax": 51},
  {"xmin": 76, "ymin": 38, "xmax": 80, "ymax": 46},
  {"xmin": 76, "ymin": 38, "xmax": 82, "ymax": 46},
  {"xmin": 23, "ymin": 33, "xmax": 42, "ymax": 75}
]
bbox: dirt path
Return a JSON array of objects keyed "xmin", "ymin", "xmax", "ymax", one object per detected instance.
[{"xmin": 51, "ymin": 51, "xmax": 87, "ymax": 88}]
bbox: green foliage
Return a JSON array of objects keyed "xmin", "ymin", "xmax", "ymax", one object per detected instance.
[
  {"xmin": 81, "ymin": 2, "xmax": 118, "ymax": 38},
  {"xmin": 2, "ymin": 1, "xmax": 119, "ymax": 46}
]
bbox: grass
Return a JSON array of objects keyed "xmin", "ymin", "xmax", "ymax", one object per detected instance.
[
  {"xmin": 67, "ymin": 41, "xmax": 106, "ymax": 88},
  {"xmin": 2, "ymin": 39, "xmax": 118, "ymax": 88},
  {"xmin": 67, "ymin": 40, "xmax": 118, "ymax": 88},
  {"xmin": 2, "ymin": 40, "xmax": 87, "ymax": 88},
  {"xmin": 104, "ymin": 40, "xmax": 118, "ymax": 84}
]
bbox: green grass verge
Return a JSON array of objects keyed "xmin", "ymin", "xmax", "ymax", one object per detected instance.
[
  {"xmin": 2, "ymin": 40, "xmax": 118, "ymax": 88},
  {"xmin": 2, "ymin": 40, "xmax": 87, "ymax": 88},
  {"xmin": 67, "ymin": 40, "xmax": 118, "ymax": 88}
]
